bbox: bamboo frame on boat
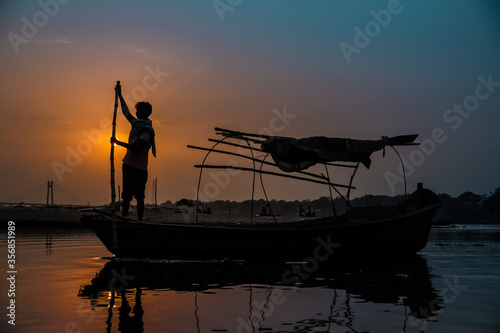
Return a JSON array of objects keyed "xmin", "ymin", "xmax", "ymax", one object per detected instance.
[
  {"xmin": 208, "ymin": 138, "xmax": 264, "ymax": 152},
  {"xmin": 215, "ymin": 127, "xmax": 285, "ymax": 140},
  {"xmin": 192, "ymin": 127, "xmax": 420, "ymax": 222},
  {"xmin": 188, "ymin": 144, "xmax": 338, "ymax": 183},
  {"xmin": 192, "ymin": 129, "xmax": 362, "ymax": 222},
  {"xmin": 194, "ymin": 165, "xmax": 355, "ymax": 189}
]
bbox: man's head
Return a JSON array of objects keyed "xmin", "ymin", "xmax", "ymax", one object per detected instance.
[{"xmin": 135, "ymin": 102, "xmax": 152, "ymax": 119}]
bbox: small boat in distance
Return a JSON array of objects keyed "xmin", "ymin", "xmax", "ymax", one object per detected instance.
[{"xmin": 83, "ymin": 128, "xmax": 442, "ymax": 260}]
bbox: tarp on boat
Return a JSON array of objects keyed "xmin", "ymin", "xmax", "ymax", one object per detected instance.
[{"xmin": 261, "ymin": 135, "xmax": 418, "ymax": 172}]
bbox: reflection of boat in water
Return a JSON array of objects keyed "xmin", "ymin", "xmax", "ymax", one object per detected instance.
[
  {"xmin": 83, "ymin": 128, "xmax": 441, "ymax": 260},
  {"xmin": 78, "ymin": 256, "xmax": 443, "ymax": 332}
]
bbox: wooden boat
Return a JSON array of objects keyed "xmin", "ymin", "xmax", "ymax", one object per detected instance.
[
  {"xmin": 82, "ymin": 129, "xmax": 441, "ymax": 263},
  {"xmin": 83, "ymin": 186, "xmax": 440, "ymax": 260}
]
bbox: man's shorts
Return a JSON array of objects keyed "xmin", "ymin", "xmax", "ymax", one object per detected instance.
[{"xmin": 122, "ymin": 163, "xmax": 148, "ymax": 201}]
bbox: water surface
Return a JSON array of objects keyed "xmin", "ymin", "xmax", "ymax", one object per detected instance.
[{"xmin": 1, "ymin": 224, "xmax": 499, "ymax": 332}]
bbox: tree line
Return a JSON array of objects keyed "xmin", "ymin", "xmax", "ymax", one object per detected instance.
[{"xmin": 161, "ymin": 187, "xmax": 500, "ymax": 222}]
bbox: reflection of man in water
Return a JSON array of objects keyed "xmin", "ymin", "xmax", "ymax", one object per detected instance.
[
  {"xmin": 118, "ymin": 288, "xmax": 144, "ymax": 333},
  {"xmin": 111, "ymin": 85, "xmax": 156, "ymax": 221}
]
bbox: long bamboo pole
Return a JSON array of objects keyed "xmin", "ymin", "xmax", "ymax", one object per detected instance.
[
  {"xmin": 208, "ymin": 138, "xmax": 264, "ymax": 152},
  {"xmin": 215, "ymin": 127, "xmax": 286, "ymax": 140},
  {"xmin": 110, "ymin": 81, "xmax": 120, "ymax": 255}
]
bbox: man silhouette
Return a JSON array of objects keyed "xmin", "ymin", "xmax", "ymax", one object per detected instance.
[{"xmin": 111, "ymin": 84, "xmax": 156, "ymax": 221}]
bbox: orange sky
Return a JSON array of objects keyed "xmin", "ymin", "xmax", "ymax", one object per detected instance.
[{"xmin": 1, "ymin": 1, "xmax": 500, "ymax": 205}]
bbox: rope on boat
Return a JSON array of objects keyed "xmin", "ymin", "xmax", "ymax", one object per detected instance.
[
  {"xmin": 259, "ymin": 153, "xmax": 278, "ymax": 224},
  {"xmin": 245, "ymin": 138, "xmax": 256, "ymax": 224},
  {"xmin": 346, "ymin": 162, "xmax": 360, "ymax": 210},
  {"xmin": 389, "ymin": 145, "xmax": 407, "ymax": 199},
  {"xmin": 194, "ymin": 136, "xmax": 230, "ymax": 224},
  {"xmin": 324, "ymin": 164, "xmax": 337, "ymax": 216}
]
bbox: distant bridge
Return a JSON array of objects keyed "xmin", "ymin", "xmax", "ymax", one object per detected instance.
[{"xmin": 3, "ymin": 181, "xmax": 86, "ymax": 206}]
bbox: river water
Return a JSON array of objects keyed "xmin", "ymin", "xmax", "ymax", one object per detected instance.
[{"xmin": 1, "ymin": 224, "xmax": 499, "ymax": 332}]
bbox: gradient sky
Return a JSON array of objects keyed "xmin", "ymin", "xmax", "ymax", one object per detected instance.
[{"xmin": 1, "ymin": 0, "xmax": 499, "ymax": 205}]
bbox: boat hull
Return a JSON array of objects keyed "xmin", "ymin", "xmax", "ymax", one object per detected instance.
[{"xmin": 83, "ymin": 189, "xmax": 441, "ymax": 260}]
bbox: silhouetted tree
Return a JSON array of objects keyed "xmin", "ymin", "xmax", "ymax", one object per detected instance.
[
  {"xmin": 458, "ymin": 191, "xmax": 482, "ymax": 204},
  {"xmin": 483, "ymin": 188, "xmax": 500, "ymax": 213}
]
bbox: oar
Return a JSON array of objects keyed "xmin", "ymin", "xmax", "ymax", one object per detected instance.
[{"xmin": 110, "ymin": 81, "xmax": 120, "ymax": 255}]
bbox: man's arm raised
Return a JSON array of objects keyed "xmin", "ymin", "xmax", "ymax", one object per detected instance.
[{"xmin": 115, "ymin": 84, "xmax": 135, "ymax": 123}]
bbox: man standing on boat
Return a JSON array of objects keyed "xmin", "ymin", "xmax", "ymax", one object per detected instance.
[{"xmin": 111, "ymin": 84, "xmax": 156, "ymax": 221}]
